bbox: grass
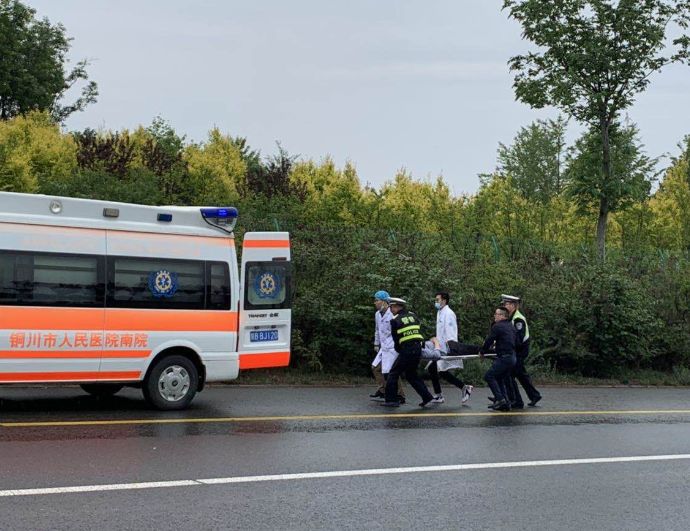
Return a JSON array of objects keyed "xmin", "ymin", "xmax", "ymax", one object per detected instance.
[{"xmin": 227, "ymin": 360, "xmax": 690, "ymax": 387}]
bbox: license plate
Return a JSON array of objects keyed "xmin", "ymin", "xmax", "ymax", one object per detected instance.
[{"xmin": 250, "ymin": 330, "xmax": 279, "ymax": 342}]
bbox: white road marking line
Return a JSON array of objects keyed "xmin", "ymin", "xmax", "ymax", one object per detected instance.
[
  {"xmin": 2, "ymin": 454, "xmax": 690, "ymax": 497},
  {"xmin": 0, "ymin": 480, "xmax": 200, "ymax": 497}
]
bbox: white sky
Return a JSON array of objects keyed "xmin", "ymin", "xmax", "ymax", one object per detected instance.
[{"xmin": 30, "ymin": 0, "xmax": 690, "ymax": 195}]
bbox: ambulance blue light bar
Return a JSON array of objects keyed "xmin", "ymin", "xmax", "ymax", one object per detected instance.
[
  {"xmin": 200, "ymin": 207, "xmax": 238, "ymax": 220},
  {"xmin": 200, "ymin": 207, "xmax": 238, "ymax": 233}
]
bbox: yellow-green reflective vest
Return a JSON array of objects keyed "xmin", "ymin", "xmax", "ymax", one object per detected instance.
[
  {"xmin": 397, "ymin": 319, "xmax": 424, "ymax": 344},
  {"xmin": 512, "ymin": 309, "xmax": 530, "ymax": 342}
]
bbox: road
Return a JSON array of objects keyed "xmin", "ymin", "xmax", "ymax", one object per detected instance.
[{"xmin": 2, "ymin": 385, "xmax": 690, "ymax": 530}]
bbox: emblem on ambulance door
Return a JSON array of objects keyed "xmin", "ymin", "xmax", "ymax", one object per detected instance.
[
  {"xmin": 254, "ymin": 271, "xmax": 281, "ymax": 299},
  {"xmin": 148, "ymin": 270, "xmax": 179, "ymax": 298}
]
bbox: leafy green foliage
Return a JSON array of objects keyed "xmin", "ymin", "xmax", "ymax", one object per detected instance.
[
  {"xmin": 1, "ymin": 110, "xmax": 689, "ymax": 378},
  {"xmin": 0, "ymin": 111, "xmax": 76, "ymax": 192},
  {"xmin": 496, "ymin": 115, "xmax": 568, "ymax": 201},
  {"xmin": 566, "ymin": 122, "xmax": 657, "ymax": 212},
  {"xmin": 0, "ymin": 0, "xmax": 97, "ymax": 121}
]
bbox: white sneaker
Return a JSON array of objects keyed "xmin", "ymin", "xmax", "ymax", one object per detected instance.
[
  {"xmin": 431, "ymin": 395, "xmax": 445, "ymax": 404},
  {"xmin": 461, "ymin": 385, "xmax": 474, "ymax": 403}
]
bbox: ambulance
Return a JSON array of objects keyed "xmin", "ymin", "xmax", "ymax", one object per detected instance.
[{"xmin": 0, "ymin": 192, "xmax": 291, "ymax": 409}]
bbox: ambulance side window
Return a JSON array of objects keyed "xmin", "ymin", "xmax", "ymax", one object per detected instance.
[
  {"xmin": 108, "ymin": 256, "xmax": 205, "ymax": 310},
  {"xmin": 244, "ymin": 261, "xmax": 291, "ymax": 310},
  {"xmin": 0, "ymin": 252, "xmax": 19, "ymax": 302},
  {"xmin": 207, "ymin": 261, "xmax": 231, "ymax": 310},
  {"xmin": 0, "ymin": 250, "xmax": 104, "ymax": 307}
]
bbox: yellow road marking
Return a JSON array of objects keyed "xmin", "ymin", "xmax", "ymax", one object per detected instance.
[{"xmin": 3, "ymin": 409, "xmax": 690, "ymax": 428}]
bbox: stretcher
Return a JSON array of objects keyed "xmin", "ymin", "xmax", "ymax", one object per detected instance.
[{"xmin": 440, "ymin": 353, "xmax": 496, "ymax": 360}]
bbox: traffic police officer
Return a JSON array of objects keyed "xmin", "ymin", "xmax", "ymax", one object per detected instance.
[
  {"xmin": 382, "ymin": 297, "xmax": 435, "ymax": 408},
  {"xmin": 480, "ymin": 306, "xmax": 517, "ymax": 411},
  {"xmin": 501, "ymin": 294, "xmax": 542, "ymax": 407}
]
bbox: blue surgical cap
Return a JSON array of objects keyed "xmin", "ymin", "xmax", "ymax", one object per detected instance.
[{"xmin": 374, "ymin": 290, "xmax": 390, "ymax": 301}]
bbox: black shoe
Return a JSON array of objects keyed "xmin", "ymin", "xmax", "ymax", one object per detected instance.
[
  {"xmin": 528, "ymin": 396, "xmax": 542, "ymax": 407},
  {"xmin": 381, "ymin": 401, "xmax": 400, "ymax": 407},
  {"xmin": 369, "ymin": 391, "xmax": 385, "ymax": 402},
  {"xmin": 511, "ymin": 402, "xmax": 524, "ymax": 409},
  {"xmin": 488, "ymin": 396, "xmax": 497, "ymax": 403},
  {"xmin": 492, "ymin": 399, "xmax": 510, "ymax": 411},
  {"xmin": 419, "ymin": 397, "xmax": 433, "ymax": 407}
]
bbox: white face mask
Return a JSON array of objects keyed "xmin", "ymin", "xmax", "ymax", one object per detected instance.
[{"xmin": 434, "ymin": 302, "xmax": 442, "ymax": 310}]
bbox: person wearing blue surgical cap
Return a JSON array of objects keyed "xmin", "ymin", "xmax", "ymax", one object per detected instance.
[{"xmin": 370, "ymin": 290, "xmax": 405, "ymax": 403}]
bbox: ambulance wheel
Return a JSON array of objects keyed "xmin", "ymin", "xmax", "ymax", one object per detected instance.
[
  {"xmin": 80, "ymin": 383, "xmax": 124, "ymax": 397},
  {"xmin": 143, "ymin": 355, "xmax": 198, "ymax": 410}
]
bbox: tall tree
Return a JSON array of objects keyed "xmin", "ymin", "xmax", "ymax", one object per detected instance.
[
  {"xmin": 231, "ymin": 136, "xmax": 264, "ymax": 196},
  {"xmin": 649, "ymin": 135, "xmax": 690, "ymax": 249},
  {"xmin": 566, "ymin": 121, "xmax": 656, "ymax": 214},
  {"xmin": 0, "ymin": 111, "xmax": 76, "ymax": 192},
  {"xmin": 497, "ymin": 115, "xmax": 568, "ymax": 201},
  {"xmin": 247, "ymin": 143, "xmax": 299, "ymax": 199},
  {"xmin": 503, "ymin": 0, "xmax": 690, "ymax": 258},
  {"xmin": 0, "ymin": 0, "xmax": 97, "ymax": 121}
]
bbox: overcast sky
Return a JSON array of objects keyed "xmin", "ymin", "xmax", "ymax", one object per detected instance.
[{"xmin": 30, "ymin": 0, "xmax": 690, "ymax": 195}]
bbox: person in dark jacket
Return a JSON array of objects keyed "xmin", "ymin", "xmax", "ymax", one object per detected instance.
[
  {"xmin": 382, "ymin": 297, "xmax": 435, "ymax": 408},
  {"xmin": 480, "ymin": 306, "xmax": 517, "ymax": 412}
]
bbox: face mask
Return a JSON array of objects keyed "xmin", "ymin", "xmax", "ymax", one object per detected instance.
[{"xmin": 434, "ymin": 302, "xmax": 441, "ymax": 310}]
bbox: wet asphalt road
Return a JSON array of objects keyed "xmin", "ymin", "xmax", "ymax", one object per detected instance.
[{"xmin": 2, "ymin": 385, "xmax": 690, "ymax": 530}]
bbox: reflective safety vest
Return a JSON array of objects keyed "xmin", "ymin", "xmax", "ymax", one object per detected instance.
[
  {"xmin": 512, "ymin": 309, "xmax": 530, "ymax": 342},
  {"xmin": 396, "ymin": 316, "xmax": 424, "ymax": 344}
]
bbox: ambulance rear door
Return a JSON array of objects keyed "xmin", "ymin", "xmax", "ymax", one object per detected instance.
[{"xmin": 237, "ymin": 232, "xmax": 291, "ymax": 369}]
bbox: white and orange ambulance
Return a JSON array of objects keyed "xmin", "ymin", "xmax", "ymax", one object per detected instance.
[{"xmin": 0, "ymin": 192, "xmax": 291, "ymax": 409}]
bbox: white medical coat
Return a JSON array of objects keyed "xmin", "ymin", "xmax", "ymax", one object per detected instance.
[
  {"xmin": 436, "ymin": 305, "xmax": 462, "ymax": 371},
  {"xmin": 372, "ymin": 308, "xmax": 397, "ymax": 373}
]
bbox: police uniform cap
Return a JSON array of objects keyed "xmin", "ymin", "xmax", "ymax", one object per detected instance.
[
  {"xmin": 501, "ymin": 294, "xmax": 521, "ymax": 303},
  {"xmin": 387, "ymin": 297, "xmax": 407, "ymax": 305},
  {"xmin": 373, "ymin": 290, "xmax": 390, "ymax": 301}
]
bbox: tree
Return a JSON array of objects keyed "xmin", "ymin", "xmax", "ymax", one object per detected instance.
[
  {"xmin": 72, "ymin": 128, "xmax": 135, "ymax": 178},
  {"xmin": 0, "ymin": 111, "xmax": 77, "ymax": 192},
  {"xmin": 503, "ymin": 0, "xmax": 690, "ymax": 258},
  {"xmin": 185, "ymin": 128, "xmax": 247, "ymax": 205},
  {"xmin": 0, "ymin": 0, "xmax": 97, "ymax": 121},
  {"xmin": 230, "ymin": 136, "xmax": 264, "ymax": 196},
  {"xmin": 139, "ymin": 118, "xmax": 189, "ymax": 203},
  {"xmin": 497, "ymin": 116, "xmax": 568, "ymax": 201},
  {"xmin": 566, "ymin": 121, "xmax": 657, "ymax": 216},
  {"xmin": 259, "ymin": 143, "xmax": 298, "ymax": 198},
  {"xmin": 649, "ymin": 135, "xmax": 690, "ymax": 249},
  {"xmin": 290, "ymin": 158, "xmax": 367, "ymax": 224}
]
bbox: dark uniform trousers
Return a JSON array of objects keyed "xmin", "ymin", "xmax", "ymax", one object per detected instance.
[
  {"xmin": 506, "ymin": 354, "xmax": 541, "ymax": 406},
  {"xmin": 485, "ymin": 354, "xmax": 516, "ymax": 402},
  {"xmin": 385, "ymin": 345, "xmax": 433, "ymax": 404},
  {"xmin": 373, "ymin": 363, "xmax": 406, "ymax": 398}
]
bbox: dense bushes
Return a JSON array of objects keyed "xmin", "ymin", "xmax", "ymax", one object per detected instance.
[
  {"xmin": 257, "ymin": 221, "xmax": 689, "ymax": 379},
  {"xmin": 1, "ymin": 112, "xmax": 689, "ymax": 378}
]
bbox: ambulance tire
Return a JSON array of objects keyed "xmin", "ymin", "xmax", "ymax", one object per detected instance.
[
  {"xmin": 143, "ymin": 355, "xmax": 198, "ymax": 410},
  {"xmin": 80, "ymin": 383, "xmax": 124, "ymax": 397}
]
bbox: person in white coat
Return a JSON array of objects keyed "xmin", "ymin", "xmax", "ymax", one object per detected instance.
[
  {"xmin": 427, "ymin": 291, "xmax": 473, "ymax": 404},
  {"xmin": 370, "ymin": 290, "xmax": 405, "ymax": 402}
]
